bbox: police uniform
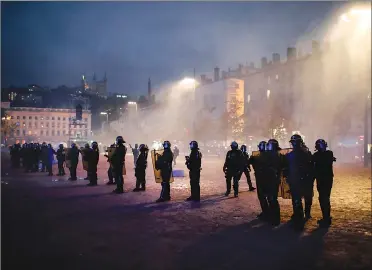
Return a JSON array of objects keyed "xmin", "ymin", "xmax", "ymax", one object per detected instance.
[
  {"xmin": 156, "ymin": 141, "xmax": 173, "ymax": 202},
  {"xmin": 185, "ymin": 141, "xmax": 202, "ymax": 201},
  {"xmin": 223, "ymin": 141, "xmax": 244, "ymax": 197},
  {"xmin": 313, "ymin": 139, "xmax": 336, "ymax": 227},
  {"xmin": 111, "ymin": 136, "xmax": 127, "ymax": 193},
  {"xmin": 133, "ymin": 144, "xmax": 149, "ymax": 192},
  {"xmin": 87, "ymin": 142, "xmax": 99, "ymax": 186}
]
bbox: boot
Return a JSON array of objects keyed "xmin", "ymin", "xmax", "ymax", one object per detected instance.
[
  {"xmin": 224, "ymin": 191, "xmax": 230, "ymax": 196},
  {"xmin": 156, "ymin": 197, "xmax": 166, "ymax": 203},
  {"xmin": 87, "ymin": 182, "xmax": 97, "ymax": 186},
  {"xmin": 317, "ymin": 217, "xmax": 332, "ymax": 228},
  {"xmin": 186, "ymin": 196, "xmax": 193, "ymax": 201},
  {"xmin": 106, "ymin": 181, "xmax": 115, "ymax": 185},
  {"xmin": 233, "ymin": 185, "xmax": 238, "ymax": 197},
  {"xmin": 133, "ymin": 187, "xmax": 141, "ymax": 192}
]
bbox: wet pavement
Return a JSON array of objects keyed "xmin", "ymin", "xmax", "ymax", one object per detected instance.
[{"xmin": 1, "ymin": 154, "xmax": 371, "ymax": 270}]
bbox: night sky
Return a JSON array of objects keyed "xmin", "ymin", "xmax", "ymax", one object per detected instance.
[{"xmin": 1, "ymin": 1, "xmax": 344, "ymax": 95}]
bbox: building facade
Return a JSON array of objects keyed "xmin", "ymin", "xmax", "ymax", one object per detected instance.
[
  {"xmin": 194, "ymin": 78, "xmax": 244, "ymax": 142},
  {"xmin": 4, "ymin": 107, "xmax": 92, "ymax": 144}
]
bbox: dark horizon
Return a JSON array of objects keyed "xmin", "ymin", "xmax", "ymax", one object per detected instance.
[{"xmin": 1, "ymin": 1, "xmax": 344, "ymax": 95}]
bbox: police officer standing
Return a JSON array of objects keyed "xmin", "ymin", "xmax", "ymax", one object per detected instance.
[
  {"xmin": 185, "ymin": 141, "xmax": 202, "ymax": 202},
  {"xmin": 250, "ymin": 141, "xmax": 269, "ymax": 220},
  {"xmin": 313, "ymin": 139, "xmax": 336, "ymax": 228},
  {"xmin": 87, "ymin": 141, "xmax": 99, "ymax": 186},
  {"xmin": 46, "ymin": 144, "xmax": 55, "ymax": 176},
  {"xmin": 68, "ymin": 143, "xmax": 80, "ymax": 181},
  {"xmin": 56, "ymin": 144, "xmax": 66, "ymax": 176},
  {"xmin": 111, "ymin": 136, "xmax": 127, "ymax": 193},
  {"xmin": 155, "ymin": 141, "xmax": 173, "ymax": 202},
  {"xmin": 240, "ymin": 144, "xmax": 256, "ymax": 192},
  {"xmin": 265, "ymin": 139, "xmax": 283, "ymax": 226},
  {"xmin": 133, "ymin": 144, "xmax": 149, "ymax": 192},
  {"xmin": 284, "ymin": 134, "xmax": 313, "ymax": 230},
  {"xmin": 223, "ymin": 141, "xmax": 244, "ymax": 197}
]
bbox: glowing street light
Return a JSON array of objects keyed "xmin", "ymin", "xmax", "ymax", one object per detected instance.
[
  {"xmin": 179, "ymin": 77, "xmax": 197, "ymax": 88},
  {"xmin": 128, "ymin": 101, "xmax": 138, "ymax": 112}
]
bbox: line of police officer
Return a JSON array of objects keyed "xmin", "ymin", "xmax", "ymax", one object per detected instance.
[
  {"xmin": 248, "ymin": 134, "xmax": 335, "ymax": 229},
  {"xmin": 9, "ymin": 134, "xmax": 335, "ymax": 229}
]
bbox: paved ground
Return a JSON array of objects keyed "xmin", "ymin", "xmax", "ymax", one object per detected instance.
[{"xmin": 1, "ymin": 153, "xmax": 371, "ymax": 270}]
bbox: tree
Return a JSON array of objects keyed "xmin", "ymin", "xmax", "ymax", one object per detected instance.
[
  {"xmin": 226, "ymin": 98, "xmax": 245, "ymax": 142},
  {"xmin": 1, "ymin": 118, "xmax": 17, "ymax": 145}
]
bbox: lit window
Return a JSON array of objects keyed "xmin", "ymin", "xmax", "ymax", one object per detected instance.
[
  {"xmin": 247, "ymin": 94, "xmax": 251, "ymax": 103},
  {"xmin": 41, "ymin": 117, "xmax": 44, "ymax": 120},
  {"xmin": 276, "ymin": 74, "xmax": 279, "ymax": 80},
  {"xmin": 28, "ymin": 130, "xmax": 32, "ymax": 135},
  {"xmin": 267, "ymin": 90, "xmax": 271, "ymax": 99}
]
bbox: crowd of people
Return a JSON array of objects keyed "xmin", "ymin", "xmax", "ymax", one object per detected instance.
[{"xmin": 8, "ymin": 133, "xmax": 336, "ymax": 230}]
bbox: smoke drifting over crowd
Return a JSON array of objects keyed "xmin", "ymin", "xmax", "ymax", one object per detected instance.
[{"xmin": 100, "ymin": 2, "xmax": 371, "ymax": 157}]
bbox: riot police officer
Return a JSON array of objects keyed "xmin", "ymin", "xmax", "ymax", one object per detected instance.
[
  {"xmin": 185, "ymin": 141, "xmax": 202, "ymax": 202},
  {"xmin": 240, "ymin": 144, "xmax": 256, "ymax": 192},
  {"xmin": 155, "ymin": 140, "xmax": 173, "ymax": 202},
  {"xmin": 249, "ymin": 141, "xmax": 269, "ymax": 220},
  {"xmin": 87, "ymin": 141, "xmax": 99, "ymax": 186},
  {"xmin": 111, "ymin": 136, "xmax": 127, "ymax": 193},
  {"xmin": 284, "ymin": 134, "xmax": 313, "ymax": 230},
  {"xmin": 56, "ymin": 144, "xmax": 66, "ymax": 176},
  {"xmin": 133, "ymin": 144, "xmax": 149, "ymax": 192},
  {"xmin": 223, "ymin": 141, "xmax": 244, "ymax": 197},
  {"xmin": 105, "ymin": 144, "xmax": 116, "ymax": 185},
  {"xmin": 313, "ymin": 139, "xmax": 336, "ymax": 227},
  {"xmin": 265, "ymin": 139, "xmax": 283, "ymax": 226},
  {"xmin": 68, "ymin": 143, "xmax": 80, "ymax": 181}
]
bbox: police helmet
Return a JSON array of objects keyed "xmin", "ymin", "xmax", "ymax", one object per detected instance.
[
  {"xmin": 267, "ymin": 139, "xmax": 280, "ymax": 151},
  {"xmin": 71, "ymin": 143, "xmax": 76, "ymax": 148},
  {"xmin": 230, "ymin": 141, "xmax": 238, "ymax": 150},
  {"xmin": 240, "ymin": 144, "xmax": 247, "ymax": 152},
  {"xmin": 139, "ymin": 144, "xmax": 149, "ymax": 152},
  {"xmin": 135, "ymin": 143, "xmax": 138, "ymax": 148},
  {"xmin": 163, "ymin": 140, "xmax": 171, "ymax": 149},
  {"xmin": 59, "ymin": 144, "xmax": 63, "ymax": 149},
  {"xmin": 85, "ymin": 143, "xmax": 90, "ymax": 148},
  {"xmin": 91, "ymin": 141, "xmax": 98, "ymax": 149},
  {"xmin": 258, "ymin": 141, "xmax": 266, "ymax": 151},
  {"xmin": 189, "ymin": 141, "xmax": 199, "ymax": 150},
  {"xmin": 116, "ymin": 136, "xmax": 125, "ymax": 145},
  {"xmin": 315, "ymin": 139, "xmax": 327, "ymax": 151},
  {"xmin": 289, "ymin": 134, "xmax": 303, "ymax": 148}
]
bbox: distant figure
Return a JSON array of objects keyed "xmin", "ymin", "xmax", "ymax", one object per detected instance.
[
  {"xmin": 130, "ymin": 144, "xmax": 139, "ymax": 166},
  {"xmin": 173, "ymin": 146, "xmax": 179, "ymax": 165}
]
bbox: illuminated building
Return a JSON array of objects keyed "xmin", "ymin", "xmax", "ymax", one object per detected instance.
[
  {"xmin": 81, "ymin": 73, "xmax": 108, "ymax": 97},
  {"xmin": 4, "ymin": 107, "xmax": 92, "ymax": 144}
]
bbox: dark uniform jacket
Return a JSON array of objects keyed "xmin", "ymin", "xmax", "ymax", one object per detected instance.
[
  {"xmin": 284, "ymin": 147, "xmax": 313, "ymax": 186},
  {"xmin": 312, "ymin": 150, "xmax": 335, "ymax": 178},
  {"xmin": 56, "ymin": 148, "xmax": 66, "ymax": 162},
  {"xmin": 223, "ymin": 149, "xmax": 244, "ymax": 173},
  {"xmin": 111, "ymin": 145, "xmax": 126, "ymax": 168},
  {"xmin": 186, "ymin": 150, "xmax": 202, "ymax": 171},
  {"xmin": 155, "ymin": 149, "xmax": 173, "ymax": 173}
]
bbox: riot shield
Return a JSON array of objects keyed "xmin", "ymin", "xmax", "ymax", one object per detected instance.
[
  {"xmin": 107, "ymin": 147, "xmax": 126, "ymax": 175},
  {"xmin": 65, "ymin": 148, "xmax": 72, "ymax": 168},
  {"xmin": 251, "ymin": 149, "xmax": 292, "ymax": 199},
  {"xmin": 278, "ymin": 148, "xmax": 292, "ymax": 199},
  {"xmin": 80, "ymin": 148, "xmax": 89, "ymax": 171},
  {"xmin": 151, "ymin": 149, "xmax": 174, "ymax": 183}
]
